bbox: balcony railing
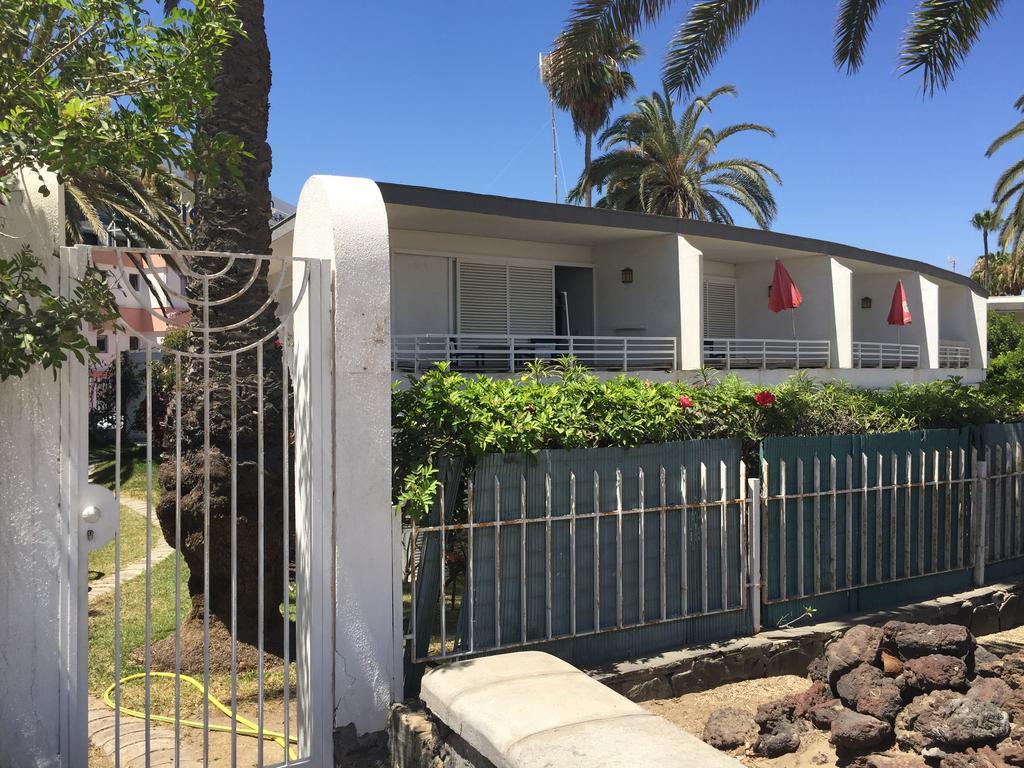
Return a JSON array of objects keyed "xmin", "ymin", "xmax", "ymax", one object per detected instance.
[
  {"xmin": 939, "ymin": 342, "xmax": 971, "ymax": 368},
  {"xmin": 852, "ymin": 341, "xmax": 920, "ymax": 369},
  {"xmin": 391, "ymin": 334, "xmax": 678, "ymax": 374},
  {"xmin": 703, "ymin": 338, "xmax": 830, "ymax": 370}
]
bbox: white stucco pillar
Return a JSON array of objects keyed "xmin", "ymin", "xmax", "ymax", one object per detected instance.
[
  {"xmin": 827, "ymin": 258, "xmax": 853, "ymax": 368},
  {"xmin": 0, "ymin": 169, "xmax": 67, "ymax": 768},
  {"xmin": 292, "ymin": 176, "xmax": 401, "ymax": 738},
  {"xmin": 970, "ymin": 290, "xmax": 988, "ymax": 369},
  {"xmin": 677, "ymin": 235, "xmax": 703, "ymax": 370},
  {"xmin": 915, "ymin": 274, "xmax": 941, "ymax": 368}
]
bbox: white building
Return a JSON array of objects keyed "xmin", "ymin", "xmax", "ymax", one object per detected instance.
[{"xmin": 272, "ymin": 181, "xmax": 987, "ymax": 386}]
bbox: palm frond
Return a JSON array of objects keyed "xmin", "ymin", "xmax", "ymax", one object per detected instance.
[
  {"xmin": 662, "ymin": 0, "xmax": 762, "ymax": 96},
  {"xmin": 987, "ymin": 118, "xmax": 1024, "ymax": 158},
  {"xmin": 833, "ymin": 0, "xmax": 887, "ymax": 73},
  {"xmin": 900, "ymin": 0, "xmax": 1005, "ymax": 94}
]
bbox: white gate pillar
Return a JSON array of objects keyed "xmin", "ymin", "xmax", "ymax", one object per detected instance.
[{"xmin": 293, "ymin": 176, "xmax": 401, "ymax": 738}]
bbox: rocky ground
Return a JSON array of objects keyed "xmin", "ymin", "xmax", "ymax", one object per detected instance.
[{"xmin": 643, "ymin": 622, "xmax": 1024, "ymax": 767}]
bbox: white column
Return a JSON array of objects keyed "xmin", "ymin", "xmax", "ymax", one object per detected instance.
[
  {"xmin": 292, "ymin": 175, "xmax": 401, "ymax": 737},
  {"xmin": 916, "ymin": 275, "xmax": 940, "ymax": 368},
  {"xmin": 677, "ymin": 235, "xmax": 704, "ymax": 370},
  {"xmin": 827, "ymin": 258, "xmax": 853, "ymax": 368},
  {"xmin": 0, "ymin": 168, "xmax": 69, "ymax": 768}
]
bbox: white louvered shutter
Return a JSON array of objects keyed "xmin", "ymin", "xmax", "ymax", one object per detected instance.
[
  {"xmin": 703, "ymin": 280, "xmax": 736, "ymax": 338},
  {"xmin": 458, "ymin": 262, "xmax": 508, "ymax": 333},
  {"xmin": 508, "ymin": 265, "xmax": 554, "ymax": 334}
]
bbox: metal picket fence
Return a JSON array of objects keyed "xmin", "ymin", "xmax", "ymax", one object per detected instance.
[{"xmin": 406, "ymin": 428, "xmax": 1024, "ymax": 668}]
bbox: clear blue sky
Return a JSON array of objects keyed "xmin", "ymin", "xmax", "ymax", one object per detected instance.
[{"xmin": 264, "ymin": 1, "xmax": 1020, "ymax": 273}]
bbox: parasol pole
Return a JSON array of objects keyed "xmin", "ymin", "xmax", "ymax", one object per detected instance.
[{"xmin": 791, "ymin": 308, "xmax": 796, "ymax": 339}]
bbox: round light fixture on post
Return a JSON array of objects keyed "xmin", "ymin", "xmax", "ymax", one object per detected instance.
[{"xmin": 621, "ymin": 268, "xmax": 633, "ymax": 284}]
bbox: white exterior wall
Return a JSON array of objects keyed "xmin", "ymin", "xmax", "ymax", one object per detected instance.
[
  {"xmin": 734, "ymin": 256, "xmax": 838, "ymax": 344},
  {"xmin": 940, "ymin": 284, "xmax": 988, "ymax": 369},
  {"xmin": 0, "ymin": 168, "xmax": 66, "ymax": 768},
  {"xmin": 389, "ymin": 229, "xmax": 592, "ymax": 263}
]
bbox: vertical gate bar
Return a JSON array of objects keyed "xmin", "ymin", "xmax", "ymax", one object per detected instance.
[
  {"xmin": 748, "ymin": 478, "xmax": 762, "ymax": 633},
  {"xmin": 545, "ymin": 472, "xmax": 552, "ymax": 639},
  {"xmin": 720, "ymin": 461, "xmax": 729, "ymax": 611},
  {"xmin": 659, "ymin": 467, "xmax": 667, "ymax": 621},
  {"xmin": 861, "ymin": 452, "xmax": 868, "ymax": 585},
  {"xmin": 945, "ymin": 448, "xmax": 953, "ymax": 569},
  {"xmin": 829, "ymin": 455, "xmax": 837, "ymax": 592},
  {"xmin": 202, "ymin": 277, "xmax": 211, "ymax": 767},
  {"xmin": 845, "ymin": 455, "xmax": 853, "ymax": 588},
  {"xmin": 593, "ymin": 471, "xmax": 601, "ymax": 631},
  {"xmin": 796, "ymin": 458, "xmax": 804, "ymax": 598},
  {"xmin": 230, "ymin": 353, "xmax": 239, "ymax": 764},
  {"xmin": 932, "ymin": 449, "xmax": 940, "ymax": 573},
  {"xmin": 875, "ymin": 452, "xmax": 883, "ymax": 583},
  {"xmin": 762, "ymin": 459, "xmax": 769, "ymax": 605},
  {"xmin": 495, "ymin": 478, "xmax": 502, "ymax": 647},
  {"xmin": 680, "ymin": 467, "xmax": 688, "ymax": 617},
  {"xmin": 739, "ymin": 462, "xmax": 748, "ymax": 609},
  {"xmin": 520, "ymin": 474, "xmax": 527, "ymax": 644},
  {"xmin": 700, "ymin": 462, "xmax": 709, "ymax": 614},
  {"xmin": 440, "ymin": 482, "xmax": 448, "ymax": 654},
  {"xmin": 616, "ymin": 469, "xmax": 623, "ymax": 628},
  {"xmin": 467, "ymin": 478, "xmax": 475, "ymax": 653},
  {"xmin": 257, "ymin": 342, "xmax": 265, "ymax": 767},
  {"xmin": 958, "ymin": 448, "xmax": 967, "ymax": 568},
  {"xmin": 144, "ymin": 341, "xmax": 154, "ymax": 768},
  {"xmin": 569, "ymin": 473, "xmax": 577, "ymax": 637},
  {"xmin": 998, "ymin": 444, "xmax": 1007, "ymax": 561},
  {"xmin": 918, "ymin": 450, "xmax": 926, "ymax": 576},
  {"xmin": 638, "ymin": 468, "xmax": 646, "ymax": 623},
  {"xmin": 813, "ymin": 457, "xmax": 821, "ymax": 596},
  {"xmin": 904, "ymin": 452, "xmax": 912, "ymax": 578},
  {"xmin": 282, "ymin": 336, "xmax": 291, "ymax": 763},
  {"xmin": 890, "ymin": 452, "xmax": 898, "ymax": 581},
  {"xmin": 174, "ymin": 354, "xmax": 183, "ymax": 768},
  {"xmin": 114, "ymin": 345, "xmax": 122, "ymax": 768},
  {"xmin": 1016, "ymin": 443, "xmax": 1023, "ymax": 556},
  {"xmin": 974, "ymin": 452, "xmax": 987, "ymax": 584},
  {"xmin": 779, "ymin": 459, "xmax": 787, "ymax": 601}
]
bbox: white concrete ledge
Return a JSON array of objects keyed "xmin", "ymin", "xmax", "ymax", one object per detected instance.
[{"xmin": 420, "ymin": 651, "xmax": 742, "ymax": 768}]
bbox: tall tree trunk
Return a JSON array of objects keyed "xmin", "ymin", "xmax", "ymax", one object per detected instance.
[
  {"xmin": 983, "ymin": 229, "xmax": 991, "ymax": 291},
  {"xmin": 584, "ymin": 132, "xmax": 593, "ymax": 207},
  {"xmin": 155, "ymin": 0, "xmax": 287, "ymax": 669}
]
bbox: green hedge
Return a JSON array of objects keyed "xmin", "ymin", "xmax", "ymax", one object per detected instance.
[{"xmin": 392, "ymin": 357, "xmax": 1018, "ymax": 520}]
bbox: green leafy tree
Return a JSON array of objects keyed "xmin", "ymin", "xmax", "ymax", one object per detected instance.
[
  {"xmin": 567, "ymin": 87, "xmax": 780, "ymax": 227},
  {"xmin": 987, "ymin": 310, "xmax": 1024, "ymax": 359},
  {"xmin": 542, "ymin": 34, "xmax": 642, "ymax": 207},
  {"xmin": 970, "ymin": 209, "xmax": 1003, "ymax": 290},
  {"xmin": 971, "ymin": 250, "xmax": 1022, "ymax": 296}
]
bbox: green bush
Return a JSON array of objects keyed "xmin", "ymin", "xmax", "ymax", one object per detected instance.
[
  {"xmin": 988, "ymin": 311, "xmax": 1024, "ymax": 360},
  {"xmin": 392, "ymin": 359, "xmax": 1011, "ymax": 520}
]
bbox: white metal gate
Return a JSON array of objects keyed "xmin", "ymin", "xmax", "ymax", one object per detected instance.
[{"xmin": 59, "ymin": 245, "xmax": 333, "ymax": 768}]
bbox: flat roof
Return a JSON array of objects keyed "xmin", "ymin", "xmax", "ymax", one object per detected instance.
[{"xmin": 272, "ymin": 181, "xmax": 985, "ymax": 295}]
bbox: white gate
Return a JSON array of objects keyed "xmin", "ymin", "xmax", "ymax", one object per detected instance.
[{"xmin": 59, "ymin": 245, "xmax": 333, "ymax": 767}]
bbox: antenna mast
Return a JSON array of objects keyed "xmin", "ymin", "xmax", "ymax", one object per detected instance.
[{"xmin": 540, "ymin": 52, "xmax": 558, "ymax": 203}]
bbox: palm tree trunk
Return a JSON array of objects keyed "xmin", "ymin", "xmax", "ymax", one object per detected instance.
[
  {"xmin": 983, "ymin": 229, "xmax": 991, "ymax": 291},
  {"xmin": 155, "ymin": 0, "xmax": 289, "ymax": 667},
  {"xmin": 584, "ymin": 132, "xmax": 593, "ymax": 207}
]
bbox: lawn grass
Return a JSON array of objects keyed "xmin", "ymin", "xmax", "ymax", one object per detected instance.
[
  {"xmin": 88, "ymin": 505, "xmax": 159, "ymax": 582},
  {"xmin": 89, "ymin": 442, "xmax": 160, "ymax": 501}
]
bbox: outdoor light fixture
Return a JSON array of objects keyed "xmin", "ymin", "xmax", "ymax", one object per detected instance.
[
  {"xmin": 861, "ymin": 297, "xmax": 873, "ymax": 309},
  {"xmin": 621, "ymin": 268, "xmax": 634, "ymax": 284}
]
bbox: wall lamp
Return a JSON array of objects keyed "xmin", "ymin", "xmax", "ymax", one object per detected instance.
[
  {"xmin": 621, "ymin": 268, "xmax": 634, "ymax": 284},
  {"xmin": 861, "ymin": 297, "xmax": 873, "ymax": 309}
]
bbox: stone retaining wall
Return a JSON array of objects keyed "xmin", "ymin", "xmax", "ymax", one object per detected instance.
[
  {"xmin": 389, "ymin": 705, "xmax": 493, "ymax": 768},
  {"xmin": 594, "ymin": 581, "xmax": 1024, "ymax": 703}
]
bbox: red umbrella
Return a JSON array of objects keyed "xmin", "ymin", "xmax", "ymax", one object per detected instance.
[
  {"xmin": 888, "ymin": 280, "xmax": 912, "ymax": 346},
  {"xmin": 768, "ymin": 260, "xmax": 803, "ymax": 337}
]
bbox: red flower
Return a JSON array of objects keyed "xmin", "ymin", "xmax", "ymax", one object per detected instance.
[
  {"xmin": 678, "ymin": 395, "xmax": 694, "ymax": 408},
  {"xmin": 754, "ymin": 390, "xmax": 776, "ymax": 406}
]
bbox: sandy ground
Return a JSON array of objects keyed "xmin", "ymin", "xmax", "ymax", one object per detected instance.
[{"xmin": 640, "ymin": 625, "xmax": 1024, "ymax": 767}]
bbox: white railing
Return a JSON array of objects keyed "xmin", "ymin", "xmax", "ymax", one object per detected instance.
[
  {"xmin": 939, "ymin": 342, "xmax": 971, "ymax": 368},
  {"xmin": 852, "ymin": 341, "xmax": 920, "ymax": 369},
  {"xmin": 391, "ymin": 334, "xmax": 678, "ymax": 373},
  {"xmin": 703, "ymin": 338, "xmax": 830, "ymax": 370}
]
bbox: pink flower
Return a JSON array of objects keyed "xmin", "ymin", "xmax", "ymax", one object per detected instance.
[
  {"xmin": 754, "ymin": 390, "xmax": 776, "ymax": 406},
  {"xmin": 678, "ymin": 395, "xmax": 694, "ymax": 408}
]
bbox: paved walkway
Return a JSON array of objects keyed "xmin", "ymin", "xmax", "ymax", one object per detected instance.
[
  {"xmin": 88, "ymin": 497, "xmax": 175, "ymax": 605},
  {"xmin": 89, "ymin": 494, "xmax": 195, "ymax": 768}
]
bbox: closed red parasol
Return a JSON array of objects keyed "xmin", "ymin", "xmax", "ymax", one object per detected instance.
[
  {"xmin": 888, "ymin": 280, "xmax": 912, "ymax": 347},
  {"xmin": 768, "ymin": 260, "xmax": 803, "ymax": 337}
]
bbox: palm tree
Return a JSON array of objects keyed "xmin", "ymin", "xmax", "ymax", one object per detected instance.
[
  {"xmin": 971, "ymin": 250, "xmax": 1023, "ymax": 295},
  {"xmin": 547, "ymin": 1, "xmax": 1007, "ymax": 99},
  {"xmin": 543, "ymin": 35, "xmax": 642, "ymax": 206},
  {"xmin": 153, "ymin": 0, "xmax": 286, "ymax": 669},
  {"xmin": 988, "ymin": 98, "xmax": 1024, "ymax": 265},
  {"xmin": 567, "ymin": 87, "xmax": 781, "ymax": 228},
  {"xmin": 970, "ymin": 209, "xmax": 1003, "ymax": 290}
]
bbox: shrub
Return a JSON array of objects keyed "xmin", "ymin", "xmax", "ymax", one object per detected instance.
[{"xmin": 392, "ymin": 359, "xmax": 1010, "ymax": 520}]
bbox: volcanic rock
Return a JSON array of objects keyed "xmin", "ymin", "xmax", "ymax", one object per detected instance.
[
  {"xmin": 969, "ymin": 677, "xmax": 1014, "ymax": 708},
  {"xmin": 703, "ymin": 707, "xmax": 759, "ymax": 750},
  {"xmin": 903, "ymin": 654, "xmax": 969, "ymax": 692},
  {"xmin": 838, "ymin": 663, "xmax": 887, "ymax": 707},
  {"xmin": 856, "ymin": 679, "xmax": 906, "ymax": 722},
  {"xmin": 753, "ymin": 721, "xmax": 801, "ymax": 757},
  {"xmin": 831, "ymin": 710, "xmax": 893, "ymax": 751},
  {"xmin": 827, "ymin": 625, "xmax": 884, "ymax": 681},
  {"xmin": 883, "ymin": 622, "xmax": 973, "ymax": 660}
]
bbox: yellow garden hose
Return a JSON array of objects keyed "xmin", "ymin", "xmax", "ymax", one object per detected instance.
[{"xmin": 102, "ymin": 672, "xmax": 297, "ymax": 760}]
